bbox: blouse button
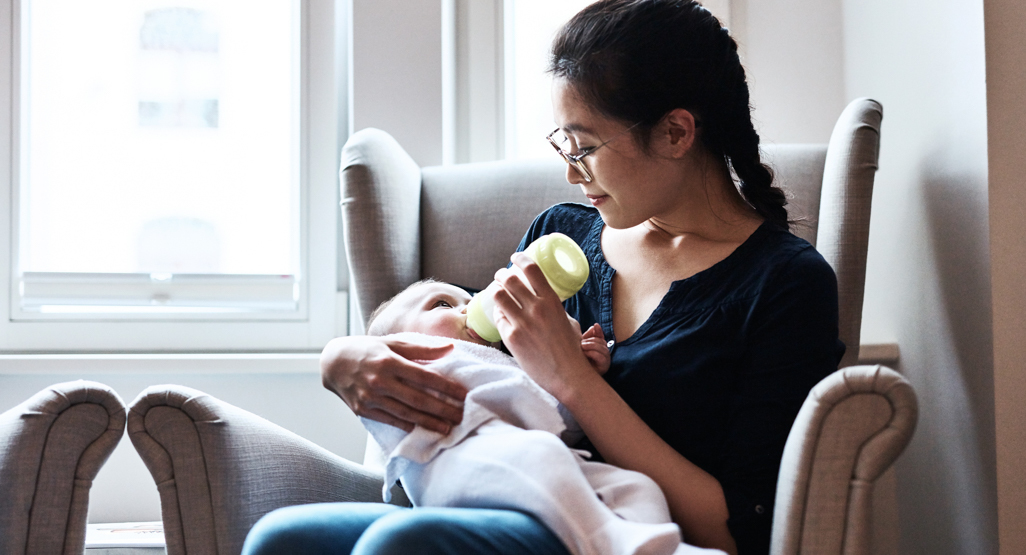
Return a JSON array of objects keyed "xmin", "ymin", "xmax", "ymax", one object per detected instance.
[
  {"xmin": 606, "ymin": 340, "xmax": 615, "ymax": 348},
  {"xmin": 754, "ymin": 505, "xmax": 765, "ymax": 515}
]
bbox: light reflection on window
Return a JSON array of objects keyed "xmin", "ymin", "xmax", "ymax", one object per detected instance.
[
  {"xmin": 138, "ymin": 8, "xmax": 220, "ymax": 128},
  {"xmin": 21, "ymin": 0, "xmax": 299, "ymax": 276}
]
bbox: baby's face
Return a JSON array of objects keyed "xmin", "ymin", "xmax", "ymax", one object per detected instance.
[{"xmin": 386, "ymin": 282, "xmax": 497, "ymax": 347}]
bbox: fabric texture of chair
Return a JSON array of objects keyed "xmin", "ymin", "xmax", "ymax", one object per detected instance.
[
  {"xmin": 127, "ymin": 385, "xmax": 396, "ymax": 555},
  {"xmin": 771, "ymin": 365, "xmax": 917, "ymax": 555},
  {"xmin": 0, "ymin": 380, "xmax": 126, "ymax": 555},
  {"xmin": 131, "ymin": 98, "xmax": 914, "ymax": 555}
]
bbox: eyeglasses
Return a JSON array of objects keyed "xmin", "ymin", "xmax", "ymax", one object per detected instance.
[{"xmin": 546, "ymin": 122, "xmax": 641, "ymax": 183}]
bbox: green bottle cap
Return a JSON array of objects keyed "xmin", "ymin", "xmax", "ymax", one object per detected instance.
[
  {"xmin": 524, "ymin": 232, "xmax": 590, "ymax": 301},
  {"xmin": 465, "ymin": 233, "xmax": 589, "ymax": 343}
]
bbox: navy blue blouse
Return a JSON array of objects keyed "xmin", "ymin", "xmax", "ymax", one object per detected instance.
[{"xmin": 513, "ymin": 203, "xmax": 844, "ymax": 555}]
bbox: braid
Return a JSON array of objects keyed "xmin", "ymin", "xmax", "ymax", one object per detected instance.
[
  {"xmin": 717, "ymin": 41, "xmax": 789, "ymax": 229},
  {"xmin": 730, "ymin": 129, "xmax": 789, "ymax": 230}
]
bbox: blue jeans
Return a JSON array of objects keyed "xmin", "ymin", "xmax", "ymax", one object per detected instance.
[{"xmin": 241, "ymin": 502, "xmax": 572, "ymax": 555}]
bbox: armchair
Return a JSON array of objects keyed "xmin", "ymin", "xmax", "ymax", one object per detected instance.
[
  {"xmin": 129, "ymin": 98, "xmax": 918, "ymax": 555},
  {"xmin": 127, "ymin": 385, "xmax": 387, "ymax": 555},
  {"xmin": 0, "ymin": 380, "xmax": 126, "ymax": 555}
]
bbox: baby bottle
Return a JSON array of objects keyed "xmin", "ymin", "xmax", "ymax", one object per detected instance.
[{"xmin": 466, "ymin": 232, "xmax": 590, "ymax": 343}]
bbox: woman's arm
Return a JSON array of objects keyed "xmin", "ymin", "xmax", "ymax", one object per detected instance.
[
  {"xmin": 492, "ymin": 254, "xmax": 738, "ymax": 554},
  {"xmin": 320, "ymin": 335, "xmax": 468, "ymax": 434},
  {"xmin": 566, "ymin": 369, "xmax": 738, "ymax": 554}
]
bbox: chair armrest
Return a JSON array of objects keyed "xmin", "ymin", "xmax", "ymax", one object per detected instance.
[
  {"xmin": 128, "ymin": 385, "xmax": 387, "ymax": 555},
  {"xmin": 0, "ymin": 380, "xmax": 125, "ymax": 555},
  {"xmin": 771, "ymin": 365, "xmax": 917, "ymax": 555}
]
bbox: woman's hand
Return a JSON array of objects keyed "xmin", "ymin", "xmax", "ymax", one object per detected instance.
[
  {"xmin": 492, "ymin": 253, "xmax": 598, "ymax": 400},
  {"xmin": 320, "ymin": 335, "xmax": 467, "ymax": 434}
]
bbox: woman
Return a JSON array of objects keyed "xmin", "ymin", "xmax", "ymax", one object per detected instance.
[{"xmin": 245, "ymin": 1, "xmax": 842, "ymax": 554}]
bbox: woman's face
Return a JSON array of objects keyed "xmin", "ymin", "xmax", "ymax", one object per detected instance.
[{"xmin": 551, "ymin": 78, "xmax": 688, "ymax": 230}]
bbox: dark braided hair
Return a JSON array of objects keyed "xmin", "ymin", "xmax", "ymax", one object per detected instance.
[{"xmin": 549, "ymin": 0, "xmax": 788, "ymax": 229}]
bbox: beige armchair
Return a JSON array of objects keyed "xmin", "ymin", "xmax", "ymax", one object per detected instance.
[
  {"xmin": 129, "ymin": 98, "xmax": 918, "ymax": 555},
  {"xmin": 0, "ymin": 380, "xmax": 126, "ymax": 555}
]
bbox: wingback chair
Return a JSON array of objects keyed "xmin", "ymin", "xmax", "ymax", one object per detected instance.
[
  {"xmin": 129, "ymin": 98, "xmax": 918, "ymax": 555},
  {"xmin": 0, "ymin": 380, "xmax": 126, "ymax": 555},
  {"xmin": 343, "ymin": 100, "xmax": 879, "ymax": 370}
]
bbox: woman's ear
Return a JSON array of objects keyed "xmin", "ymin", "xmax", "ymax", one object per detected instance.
[{"xmin": 658, "ymin": 108, "xmax": 699, "ymax": 158}]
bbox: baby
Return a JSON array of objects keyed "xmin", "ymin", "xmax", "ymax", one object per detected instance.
[{"xmin": 359, "ymin": 279, "xmax": 721, "ymax": 555}]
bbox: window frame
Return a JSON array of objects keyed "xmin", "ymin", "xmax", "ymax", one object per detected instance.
[
  {"xmin": 0, "ymin": 0, "xmax": 342, "ymax": 352},
  {"xmin": 452, "ymin": 0, "xmax": 733, "ymax": 164}
]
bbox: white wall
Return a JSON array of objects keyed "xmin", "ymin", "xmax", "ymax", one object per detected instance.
[
  {"xmin": 733, "ymin": 0, "xmax": 847, "ymax": 144},
  {"xmin": 843, "ymin": 1, "xmax": 998, "ymax": 554},
  {"xmin": 453, "ymin": 0, "xmax": 504, "ymax": 163},
  {"xmin": 739, "ymin": 0, "xmax": 998, "ymax": 553},
  {"xmin": 350, "ymin": 0, "xmax": 445, "ymax": 166}
]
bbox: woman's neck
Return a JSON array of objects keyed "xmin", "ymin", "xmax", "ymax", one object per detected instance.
[{"xmin": 642, "ymin": 149, "xmax": 763, "ymax": 244}]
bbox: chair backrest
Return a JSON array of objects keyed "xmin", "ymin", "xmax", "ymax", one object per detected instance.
[{"xmin": 340, "ymin": 99, "xmax": 881, "ymax": 365}]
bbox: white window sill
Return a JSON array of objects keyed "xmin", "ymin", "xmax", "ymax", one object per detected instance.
[{"xmin": 0, "ymin": 352, "xmax": 322, "ymax": 374}]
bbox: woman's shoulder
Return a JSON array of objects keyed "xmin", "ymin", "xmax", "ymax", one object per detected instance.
[
  {"xmin": 740, "ymin": 224, "xmax": 839, "ymax": 300},
  {"xmin": 763, "ymin": 226, "xmax": 835, "ymax": 279},
  {"xmin": 690, "ymin": 223, "xmax": 836, "ymax": 306},
  {"xmin": 733, "ymin": 221, "xmax": 825, "ymax": 267}
]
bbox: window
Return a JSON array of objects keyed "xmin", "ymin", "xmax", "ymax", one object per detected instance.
[
  {"xmin": 137, "ymin": 8, "xmax": 222, "ymax": 129},
  {"xmin": 503, "ymin": 0, "xmax": 592, "ymax": 161},
  {"xmin": 0, "ymin": 0, "xmax": 343, "ymax": 351},
  {"xmin": 456, "ymin": 0, "xmax": 733, "ymax": 163},
  {"xmin": 451, "ymin": 0, "xmax": 591, "ymax": 164}
]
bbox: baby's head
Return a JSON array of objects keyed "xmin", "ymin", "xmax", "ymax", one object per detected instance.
[{"xmin": 366, "ymin": 279, "xmax": 499, "ymax": 348}]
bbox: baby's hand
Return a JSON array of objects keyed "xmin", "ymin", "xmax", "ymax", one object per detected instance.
[{"xmin": 581, "ymin": 323, "xmax": 610, "ymax": 375}]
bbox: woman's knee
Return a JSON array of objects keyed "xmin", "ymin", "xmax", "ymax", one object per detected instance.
[
  {"xmin": 352, "ymin": 509, "xmax": 451, "ymax": 555},
  {"xmin": 242, "ymin": 502, "xmax": 401, "ymax": 555},
  {"xmin": 353, "ymin": 508, "xmax": 570, "ymax": 555},
  {"xmin": 243, "ymin": 505, "xmax": 315, "ymax": 555}
]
